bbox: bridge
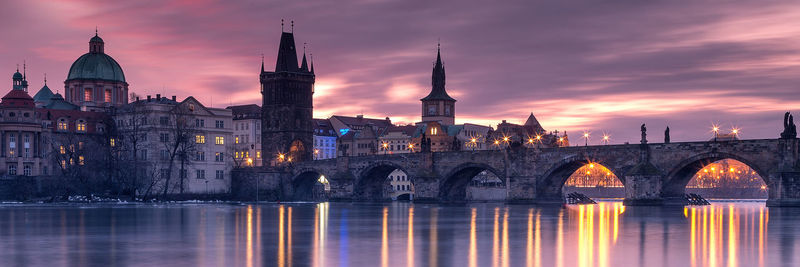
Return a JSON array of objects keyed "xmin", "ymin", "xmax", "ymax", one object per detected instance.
[{"xmin": 241, "ymin": 138, "xmax": 800, "ymax": 206}]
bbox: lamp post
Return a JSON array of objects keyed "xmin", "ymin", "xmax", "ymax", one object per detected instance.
[
  {"xmin": 469, "ymin": 137, "xmax": 477, "ymax": 151},
  {"xmin": 583, "ymin": 132, "xmax": 590, "ymax": 146},
  {"xmin": 712, "ymin": 125, "xmax": 720, "ymax": 142},
  {"xmin": 602, "ymin": 134, "xmax": 609, "ymax": 145},
  {"xmin": 382, "ymin": 142, "xmax": 388, "ymax": 155}
]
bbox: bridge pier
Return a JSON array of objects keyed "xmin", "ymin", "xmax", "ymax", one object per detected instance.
[
  {"xmin": 506, "ymin": 175, "xmax": 537, "ymax": 203},
  {"xmin": 622, "ymin": 162, "xmax": 665, "ymax": 206},
  {"xmin": 766, "ymin": 171, "xmax": 800, "ymax": 207}
]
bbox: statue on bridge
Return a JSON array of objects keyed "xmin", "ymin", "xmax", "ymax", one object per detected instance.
[
  {"xmin": 640, "ymin": 124, "xmax": 647, "ymax": 144},
  {"xmin": 781, "ymin": 112, "xmax": 797, "ymax": 139},
  {"xmin": 664, "ymin": 126, "xmax": 670, "ymax": 144}
]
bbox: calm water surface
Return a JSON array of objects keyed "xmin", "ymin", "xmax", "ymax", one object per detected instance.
[{"xmin": 0, "ymin": 201, "xmax": 798, "ymax": 267}]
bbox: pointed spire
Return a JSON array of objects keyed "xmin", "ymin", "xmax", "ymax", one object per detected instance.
[
  {"xmin": 274, "ymin": 27, "xmax": 299, "ymax": 72},
  {"xmin": 260, "ymin": 53, "xmax": 265, "ymax": 73},
  {"xmin": 310, "ymin": 53, "xmax": 315, "ymax": 74},
  {"xmin": 421, "ymin": 42, "xmax": 455, "ymax": 102},
  {"xmin": 23, "ymin": 60, "xmax": 26, "ymax": 80},
  {"xmin": 291, "ymin": 20, "xmax": 294, "ymax": 33},
  {"xmin": 300, "ymin": 43, "xmax": 309, "ymax": 71},
  {"xmin": 281, "ymin": 19, "xmax": 285, "ymax": 32},
  {"xmin": 44, "ymin": 73, "xmax": 47, "ymax": 85}
]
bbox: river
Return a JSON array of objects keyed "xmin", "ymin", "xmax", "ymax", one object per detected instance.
[{"xmin": 0, "ymin": 201, "xmax": 796, "ymax": 267}]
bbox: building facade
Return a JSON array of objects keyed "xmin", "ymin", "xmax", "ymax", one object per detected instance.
[
  {"xmin": 420, "ymin": 45, "xmax": 456, "ymax": 125},
  {"xmin": 313, "ymin": 119, "xmax": 337, "ymax": 160},
  {"xmin": 115, "ymin": 96, "xmax": 232, "ymax": 194},
  {"xmin": 228, "ymin": 104, "xmax": 262, "ymax": 167}
]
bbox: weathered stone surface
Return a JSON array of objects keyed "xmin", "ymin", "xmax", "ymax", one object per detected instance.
[{"xmin": 234, "ymin": 138, "xmax": 800, "ymax": 206}]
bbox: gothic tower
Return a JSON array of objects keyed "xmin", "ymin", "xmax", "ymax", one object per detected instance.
[
  {"xmin": 261, "ymin": 27, "xmax": 315, "ymax": 165},
  {"xmin": 421, "ymin": 44, "xmax": 456, "ymax": 125}
]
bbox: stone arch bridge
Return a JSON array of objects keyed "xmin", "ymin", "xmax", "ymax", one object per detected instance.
[{"xmin": 249, "ymin": 139, "xmax": 800, "ymax": 206}]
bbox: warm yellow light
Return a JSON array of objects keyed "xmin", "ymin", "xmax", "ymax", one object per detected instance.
[
  {"xmin": 603, "ymin": 135, "xmax": 609, "ymax": 140},
  {"xmin": 503, "ymin": 136, "xmax": 509, "ymax": 142},
  {"xmin": 278, "ymin": 153, "xmax": 285, "ymax": 160},
  {"xmin": 470, "ymin": 138, "xmax": 477, "ymax": 143},
  {"xmin": 589, "ymin": 163, "xmax": 595, "ymax": 168},
  {"xmin": 585, "ymin": 171, "xmax": 591, "ymax": 175},
  {"xmin": 528, "ymin": 138, "xmax": 534, "ymax": 143},
  {"xmin": 408, "ymin": 144, "xmax": 414, "ymax": 148},
  {"xmin": 729, "ymin": 168, "xmax": 735, "ymax": 172},
  {"xmin": 536, "ymin": 135, "xmax": 542, "ymax": 140},
  {"xmin": 314, "ymin": 149, "xmax": 319, "ymax": 154},
  {"xmin": 246, "ymin": 158, "xmax": 253, "ymax": 165},
  {"xmin": 703, "ymin": 169, "xmax": 708, "ymax": 173},
  {"xmin": 583, "ymin": 133, "xmax": 589, "ymax": 138},
  {"xmin": 494, "ymin": 140, "xmax": 500, "ymax": 145},
  {"xmin": 382, "ymin": 143, "xmax": 388, "ymax": 148},
  {"xmin": 732, "ymin": 129, "xmax": 739, "ymax": 134},
  {"xmin": 559, "ymin": 137, "xmax": 564, "ymax": 142}
]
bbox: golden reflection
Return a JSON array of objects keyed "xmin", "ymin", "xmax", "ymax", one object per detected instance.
[
  {"xmin": 382, "ymin": 207, "xmax": 389, "ymax": 267},
  {"xmin": 492, "ymin": 207, "xmax": 500, "ymax": 267},
  {"xmin": 527, "ymin": 209, "xmax": 533, "ymax": 267},
  {"xmin": 556, "ymin": 209, "xmax": 564, "ymax": 267},
  {"xmin": 312, "ymin": 202, "xmax": 329, "ymax": 267},
  {"xmin": 598, "ymin": 204, "xmax": 608, "ymax": 267},
  {"xmin": 535, "ymin": 210, "xmax": 541, "ymax": 267},
  {"xmin": 278, "ymin": 205, "xmax": 285, "ymax": 267},
  {"xmin": 429, "ymin": 208, "xmax": 438, "ymax": 267},
  {"xmin": 246, "ymin": 205, "xmax": 254, "ymax": 267},
  {"xmin": 288, "ymin": 207, "xmax": 293, "ymax": 267},
  {"xmin": 686, "ymin": 204, "xmax": 768, "ymax": 267},
  {"xmin": 501, "ymin": 208, "xmax": 509, "ymax": 267},
  {"xmin": 407, "ymin": 206, "xmax": 415, "ymax": 267},
  {"xmin": 256, "ymin": 207, "xmax": 262, "ymax": 266},
  {"xmin": 526, "ymin": 209, "xmax": 542, "ymax": 267},
  {"xmin": 469, "ymin": 208, "xmax": 477, "ymax": 267}
]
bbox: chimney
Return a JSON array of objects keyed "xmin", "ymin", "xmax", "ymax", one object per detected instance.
[
  {"xmin": 502, "ymin": 120, "xmax": 507, "ymax": 124},
  {"xmin": 356, "ymin": 114, "xmax": 364, "ymax": 119},
  {"xmin": 156, "ymin": 94, "xmax": 161, "ymax": 100},
  {"xmin": 136, "ymin": 97, "xmax": 140, "ymax": 101},
  {"xmin": 172, "ymin": 95, "xmax": 176, "ymax": 101},
  {"xmin": 147, "ymin": 95, "xmax": 151, "ymax": 101}
]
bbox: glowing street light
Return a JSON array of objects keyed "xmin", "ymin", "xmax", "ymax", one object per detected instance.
[
  {"xmin": 246, "ymin": 157, "xmax": 253, "ymax": 166},
  {"xmin": 712, "ymin": 124, "xmax": 720, "ymax": 141},
  {"xmin": 381, "ymin": 142, "xmax": 389, "ymax": 154},
  {"xmin": 602, "ymin": 134, "xmax": 610, "ymax": 145},
  {"xmin": 583, "ymin": 131, "xmax": 590, "ymax": 146}
]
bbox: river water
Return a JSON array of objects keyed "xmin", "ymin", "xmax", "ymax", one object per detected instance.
[{"xmin": 0, "ymin": 201, "xmax": 797, "ymax": 267}]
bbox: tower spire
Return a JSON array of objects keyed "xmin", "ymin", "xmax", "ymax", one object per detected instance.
[
  {"xmin": 300, "ymin": 43, "xmax": 309, "ymax": 71},
  {"xmin": 310, "ymin": 53, "xmax": 315, "ymax": 74},
  {"xmin": 260, "ymin": 53, "xmax": 265, "ymax": 73},
  {"xmin": 281, "ymin": 19, "xmax": 284, "ymax": 32},
  {"xmin": 44, "ymin": 73, "xmax": 47, "ymax": 85}
]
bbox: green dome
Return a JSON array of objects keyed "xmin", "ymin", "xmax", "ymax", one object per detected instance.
[
  {"xmin": 90, "ymin": 35, "xmax": 104, "ymax": 43},
  {"xmin": 67, "ymin": 52, "xmax": 126, "ymax": 83},
  {"xmin": 12, "ymin": 71, "xmax": 22, "ymax": 80}
]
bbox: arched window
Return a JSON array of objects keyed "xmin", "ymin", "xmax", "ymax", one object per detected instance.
[
  {"xmin": 57, "ymin": 119, "xmax": 68, "ymax": 131},
  {"xmin": 76, "ymin": 120, "xmax": 87, "ymax": 132}
]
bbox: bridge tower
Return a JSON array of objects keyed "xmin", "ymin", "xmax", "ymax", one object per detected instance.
[
  {"xmin": 420, "ymin": 44, "xmax": 456, "ymax": 125},
  {"xmin": 261, "ymin": 24, "xmax": 315, "ymax": 165}
]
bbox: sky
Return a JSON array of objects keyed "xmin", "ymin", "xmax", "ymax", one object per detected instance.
[{"xmin": 2, "ymin": 0, "xmax": 800, "ymax": 144}]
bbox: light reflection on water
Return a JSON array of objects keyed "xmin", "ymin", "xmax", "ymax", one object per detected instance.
[{"xmin": 0, "ymin": 201, "xmax": 797, "ymax": 266}]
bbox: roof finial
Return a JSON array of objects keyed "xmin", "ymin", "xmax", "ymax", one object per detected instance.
[
  {"xmin": 23, "ymin": 60, "xmax": 26, "ymax": 79},
  {"xmin": 281, "ymin": 19, "xmax": 284, "ymax": 32},
  {"xmin": 16, "ymin": 64, "xmax": 19, "ymax": 72},
  {"xmin": 291, "ymin": 20, "xmax": 294, "ymax": 33},
  {"xmin": 310, "ymin": 53, "xmax": 315, "ymax": 74},
  {"xmin": 303, "ymin": 42, "xmax": 307, "ymax": 53},
  {"xmin": 260, "ymin": 53, "xmax": 265, "ymax": 72},
  {"xmin": 44, "ymin": 73, "xmax": 47, "ymax": 85},
  {"xmin": 95, "ymin": 26, "xmax": 98, "ymax": 36}
]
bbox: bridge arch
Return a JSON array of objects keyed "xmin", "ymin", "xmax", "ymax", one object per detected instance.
[
  {"xmin": 355, "ymin": 161, "xmax": 411, "ymax": 201},
  {"xmin": 538, "ymin": 155, "xmax": 626, "ymax": 201},
  {"xmin": 291, "ymin": 168, "xmax": 330, "ymax": 201},
  {"xmin": 440, "ymin": 162, "xmax": 505, "ymax": 201},
  {"xmin": 662, "ymin": 152, "xmax": 769, "ymax": 199}
]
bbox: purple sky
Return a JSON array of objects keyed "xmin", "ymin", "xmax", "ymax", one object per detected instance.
[{"xmin": 2, "ymin": 0, "xmax": 800, "ymax": 144}]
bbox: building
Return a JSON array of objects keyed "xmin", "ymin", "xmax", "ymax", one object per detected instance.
[
  {"xmin": 420, "ymin": 45, "xmax": 456, "ymax": 125},
  {"xmin": 261, "ymin": 29, "xmax": 315, "ymax": 165},
  {"xmin": 63, "ymin": 32, "xmax": 129, "ymax": 111},
  {"xmin": 227, "ymin": 104, "xmax": 262, "ymax": 167},
  {"xmin": 338, "ymin": 124, "xmax": 382, "ymax": 156},
  {"xmin": 114, "ymin": 95, "xmax": 233, "ymax": 194},
  {"xmin": 458, "ymin": 123, "xmax": 493, "ymax": 150},
  {"xmin": 412, "ymin": 121, "xmax": 462, "ymax": 152},
  {"xmin": 378, "ymin": 125, "xmax": 416, "ymax": 154},
  {"xmin": 313, "ymin": 119, "xmax": 337, "ymax": 160},
  {"xmin": 388, "ymin": 169, "xmax": 413, "ymax": 200},
  {"xmin": 487, "ymin": 113, "xmax": 569, "ymax": 148},
  {"xmin": 329, "ymin": 115, "xmax": 392, "ymax": 137}
]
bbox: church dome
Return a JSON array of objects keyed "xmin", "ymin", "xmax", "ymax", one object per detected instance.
[
  {"xmin": 66, "ymin": 34, "xmax": 126, "ymax": 83},
  {"xmin": 12, "ymin": 71, "xmax": 22, "ymax": 80}
]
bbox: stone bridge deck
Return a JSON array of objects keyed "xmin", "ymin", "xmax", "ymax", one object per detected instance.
[{"xmin": 243, "ymin": 138, "xmax": 800, "ymax": 206}]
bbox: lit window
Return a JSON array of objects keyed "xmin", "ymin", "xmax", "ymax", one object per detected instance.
[
  {"xmin": 84, "ymin": 88, "xmax": 92, "ymax": 101},
  {"xmin": 110, "ymin": 138, "xmax": 116, "ymax": 147},
  {"xmin": 215, "ymin": 136, "xmax": 224, "ymax": 145},
  {"xmin": 78, "ymin": 156, "xmax": 85, "ymax": 165},
  {"xmin": 104, "ymin": 89, "xmax": 112, "ymax": 103},
  {"xmin": 195, "ymin": 135, "xmax": 206, "ymax": 144},
  {"xmin": 57, "ymin": 120, "xmax": 68, "ymax": 131},
  {"xmin": 235, "ymin": 136, "xmax": 240, "ymax": 144},
  {"xmin": 59, "ymin": 146, "xmax": 66, "ymax": 154},
  {"xmin": 76, "ymin": 121, "xmax": 87, "ymax": 132},
  {"xmin": 256, "ymin": 151, "xmax": 261, "ymax": 158}
]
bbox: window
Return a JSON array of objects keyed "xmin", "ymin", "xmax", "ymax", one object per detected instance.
[
  {"xmin": 8, "ymin": 164, "xmax": 16, "ymax": 175},
  {"xmin": 76, "ymin": 121, "xmax": 87, "ymax": 132},
  {"xmin": 215, "ymin": 170, "xmax": 224, "ymax": 179},
  {"xmin": 159, "ymin": 117, "xmax": 169, "ymax": 125},
  {"xmin": 195, "ymin": 119, "xmax": 205, "ymax": 128},
  {"xmin": 159, "ymin": 133, "xmax": 169, "ymax": 142},
  {"xmin": 78, "ymin": 142, "xmax": 83, "ymax": 150},
  {"xmin": 215, "ymin": 136, "xmax": 224, "ymax": 145},
  {"xmin": 57, "ymin": 119, "xmax": 68, "ymax": 131},
  {"xmin": 195, "ymin": 151, "xmax": 205, "ymax": 161},
  {"xmin": 84, "ymin": 88, "xmax": 92, "ymax": 101},
  {"xmin": 195, "ymin": 135, "xmax": 205, "ymax": 144},
  {"xmin": 431, "ymin": 127, "xmax": 438, "ymax": 135},
  {"xmin": 215, "ymin": 152, "xmax": 224, "ymax": 162},
  {"xmin": 110, "ymin": 138, "xmax": 116, "ymax": 147},
  {"xmin": 104, "ymin": 89, "xmax": 112, "ymax": 103},
  {"xmin": 160, "ymin": 150, "xmax": 169, "ymax": 160},
  {"xmin": 59, "ymin": 146, "xmax": 66, "ymax": 154},
  {"xmin": 196, "ymin": 170, "xmax": 206, "ymax": 179},
  {"xmin": 256, "ymin": 151, "xmax": 261, "ymax": 158},
  {"xmin": 444, "ymin": 104, "xmax": 451, "ymax": 115},
  {"xmin": 215, "ymin": 120, "xmax": 224, "ymax": 129},
  {"xmin": 235, "ymin": 136, "xmax": 240, "ymax": 144},
  {"xmin": 427, "ymin": 105, "xmax": 436, "ymax": 115},
  {"xmin": 78, "ymin": 156, "xmax": 85, "ymax": 165},
  {"xmin": 138, "ymin": 149, "xmax": 148, "ymax": 160}
]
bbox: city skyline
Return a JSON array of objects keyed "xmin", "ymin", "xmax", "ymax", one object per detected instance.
[{"xmin": 3, "ymin": 1, "xmax": 800, "ymax": 144}]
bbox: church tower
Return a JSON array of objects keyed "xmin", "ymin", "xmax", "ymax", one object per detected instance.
[
  {"xmin": 421, "ymin": 44, "xmax": 456, "ymax": 125},
  {"xmin": 261, "ymin": 24, "xmax": 315, "ymax": 165}
]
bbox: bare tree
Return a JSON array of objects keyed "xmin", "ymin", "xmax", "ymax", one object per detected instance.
[
  {"xmin": 116, "ymin": 101, "xmax": 149, "ymax": 199},
  {"xmin": 160, "ymin": 104, "xmax": 199, "ymax": 198}
]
